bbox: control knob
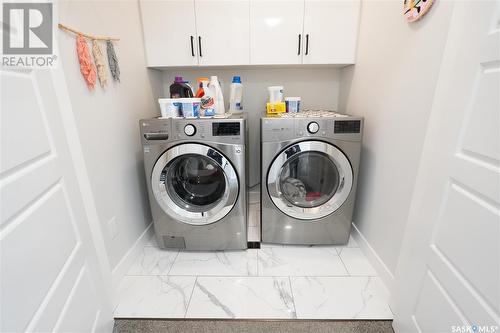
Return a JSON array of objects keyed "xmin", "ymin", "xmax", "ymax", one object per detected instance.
[
  {"xmin": 307, "ymin": 121, "xmax": 319, "ymax": 134},
  {"xmin": 184, "ymin": 124, "xmax": 196, "ymax": 136}
]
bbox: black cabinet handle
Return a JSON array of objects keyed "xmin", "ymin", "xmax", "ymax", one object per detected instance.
[
  {"xmin": 190, "ymin": 36, "xmax": 195, "ymax": 57},
  {"xmin": 198, "ymin": 36, "xmax": 202, "ymax": 57},
  {"xmin": 297, "ymin": 34, "xmax": 301, "ymax": 55},
  {"xmin": 305, "ymin": 34, "xmax": 309, "ymax": 55}
]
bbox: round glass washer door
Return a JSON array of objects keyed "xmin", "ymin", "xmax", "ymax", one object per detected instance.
[
  {"xmin": 267, "ymin": 141, "xmax": 353, "ymax": 220},
  {"xmin": 151, "ymin": 143, "xmax": 239, "ymax": 225}
]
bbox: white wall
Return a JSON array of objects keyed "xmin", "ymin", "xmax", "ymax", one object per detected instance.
[
  {"xmin": 57, "ymin": 1, "xmax": 161, "ymax": 275},
  {"xmin": 162, "ymin": 67, "xmax": 342, "ymax": 186},
  {"xmin": 339, "ymin": 0, "xmax": 454, "ymax": 289}
]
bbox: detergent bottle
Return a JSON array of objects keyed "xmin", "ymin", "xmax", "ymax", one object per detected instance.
[
  {"xmin": 229, "ymin": 76, "xmax": 243, "ymax": 113},
  {"xmin": 169, "ymin": 76, "xmax": 194, "ymax": 98},
  {"xmin": 209, "ymin": 76, "xmax": 225, "ymax": 115}
]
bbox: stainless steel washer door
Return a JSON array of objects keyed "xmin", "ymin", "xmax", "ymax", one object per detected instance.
[
  {"xmin": 267, "ymin": 141, "xmax": 353, "ymax": 220},
  {"xmin": 151, "ymin": 143, "xmax": 239, "ymax": 225}
]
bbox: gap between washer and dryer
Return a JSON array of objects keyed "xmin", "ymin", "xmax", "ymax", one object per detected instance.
[
  {"xmin": 114, "ymin": 184, "xmax": 392, "ymax": 320},
  {"xmin": 247, "ymin": 184, "xmax": 261, "ymax": 243}
]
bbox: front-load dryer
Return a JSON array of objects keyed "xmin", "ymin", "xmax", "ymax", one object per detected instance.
[
  {"xmin": 140, "ymin": 115, "xmax": 247, "ymax": 250},
  {"xmin": 261, "ymin": 111, "xmax": 363, "ymax": 245}
]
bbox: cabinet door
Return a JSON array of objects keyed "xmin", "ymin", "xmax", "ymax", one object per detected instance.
[
  {"xmin": 195, "ymin": 0, "xmax": 250, "ymax": 66},
  {"xmin": 250, "ymin": 0, "xmax": 304, "ymax": 65},
  {"xmin": 302, "ymin": 0, "xmax": 360, "ymax": 64},
  {"xmin": 140, "ymin": 0, "xmax": 198, "ymax": 67}
]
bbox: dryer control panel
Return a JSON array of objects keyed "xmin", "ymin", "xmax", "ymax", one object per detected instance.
[
  {"xmin": 295, "ymin": 119, "xmax": 333, "ymax": 138},
  {"xmin": 261, "ymin": 116, "xmax": 363, "ymax": 143},
  {"xmin": 334, "ymin": 120, "xmax": 361, "ymax": 134},
  {"xmin": 295, "ymin": 118, "xmax": 362, "ymax": 141}
]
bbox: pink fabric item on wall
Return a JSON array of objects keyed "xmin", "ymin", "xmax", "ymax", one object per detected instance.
[{"xmin": 76, "ymin": 34, "xmax": 97, "ymax": 90}]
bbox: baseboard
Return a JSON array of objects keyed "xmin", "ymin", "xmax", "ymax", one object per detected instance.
[
  {"xmin": 351, "ymin": 223, "xmax": 395, "ymax": 294},
  {"xmin": 111, "ymin": 222, "xmax": 154, "ymax": 305}
]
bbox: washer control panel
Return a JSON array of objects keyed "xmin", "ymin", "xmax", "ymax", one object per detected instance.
[
  {"xmin": 212, "ymin": 122, "xmax": 241, "ymax": 136},
  {"xmin": 140, "ymin": 118, "xmax": 170, "ymax": 144},
  {"xmin": 171, "ymin": 118, "xmax": 245, "ymax": 144}
]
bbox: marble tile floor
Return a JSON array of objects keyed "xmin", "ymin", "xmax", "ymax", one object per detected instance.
[{"xmin": 115, "ymin": 234, "xmax": 392, "ymax": 320}]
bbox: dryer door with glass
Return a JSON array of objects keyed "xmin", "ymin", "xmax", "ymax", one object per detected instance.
[
  {"xmin": 151, "ymin": 143, "xmax": 239, "ymax": 225},
  {"xmin": 267, "ymin": 140, "xmax": 353, "ymax": 220}
]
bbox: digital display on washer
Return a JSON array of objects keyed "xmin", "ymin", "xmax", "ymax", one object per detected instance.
[
  {"xmin": 212, "ymin": 122, "xmax": 240, "ymax": 136},
  {"xmin": 334, "ymin": 120, "xmax": 361, "ymax": 133}
]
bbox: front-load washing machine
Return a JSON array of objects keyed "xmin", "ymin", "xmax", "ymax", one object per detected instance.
[
  {"xmin": 261, "ymin": 111, "xmax": 363, "ymax": 245},
  {"xmin": 140, "ymin": 115, "xmax": 247, "ymax": 250}
]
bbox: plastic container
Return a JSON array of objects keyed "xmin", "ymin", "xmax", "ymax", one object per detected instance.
[
  {"xmin": 170, "ymin": 76, "xmax": 194, "ymax": 98},
  {"xmin": 285, "ymin": 97, "xmax": 301, "ymax": 113},
  {"xmin": 198, "ymin": 78, "xmax": 215, "ymax": 116},
  {"xmin": 195, "ymin": 77, "xmax": 209, "ymax": 98},
  {"xmin": 158, "ymin": 98, "xmax": 181, "ymax": 118},
  {"xmin": 229, "ymin": 76, "xmax": 243, "ymax": 113},
  {"xmin": 179, "ymin": 98, "xmax": 201, "ymax": 118},
  {"xmin": 209, "ymin": 76, "xmax": 225, "ymax": 115},
  {"xmin": 268, "ymin": 86, "xmax": 284, "ymax": 103},
  {"xmin": 266, "ymin": 102, "xmax": 286, "ymax": 114},
  {"xmin": 200, "ymin": 94, "xmax": 215, "ymax": 117}
]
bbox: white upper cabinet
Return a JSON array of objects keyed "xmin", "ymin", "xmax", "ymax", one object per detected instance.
[
  {"xmin": 195, "ymin": 0, "xmax": 250, "ymax": 66},
  {"xmin": 140, "ymin": 0, "xmax": 198, "ymax": 67},
  {"xmin": 249, "ymin": 0, "xmax": 305, "ymax": 65},
  {"xmin": 139, "ymin": 0, "xmax": 360, "ymax": 67},
  {"xmin": 302, "ymin": 0, "xmax": 360, "ymax": 64}
]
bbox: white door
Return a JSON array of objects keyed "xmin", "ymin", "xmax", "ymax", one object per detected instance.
[
  {"xmin": 195, "ymin": 0, "xmax": 250, "ymax": 66},
  {"xmin": 250, "ymin": 0, "xmax": 304, "ymax": 65},
  {"xmin": 0, "ymin": 68, "xmax": 113, "ymax": 331},
  {"xmin": 140, "ymin": 0, "xmax": 198, "ymax": 67},
  {"xmin": 391, "ymin": 1, "xmax": 500, "ymax": 332},
  {"xmin": 302, "ymin": 0, "xmax": 360, "ymax": 64}
]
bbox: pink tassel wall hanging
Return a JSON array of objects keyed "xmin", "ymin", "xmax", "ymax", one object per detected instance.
[
  {"xmin": 59, "ymin": 24, "xmax": 120, "ymax": 90},
  {"xmin": 76, "ymin": 34, "xmax": 96, "ymax": 90}
]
